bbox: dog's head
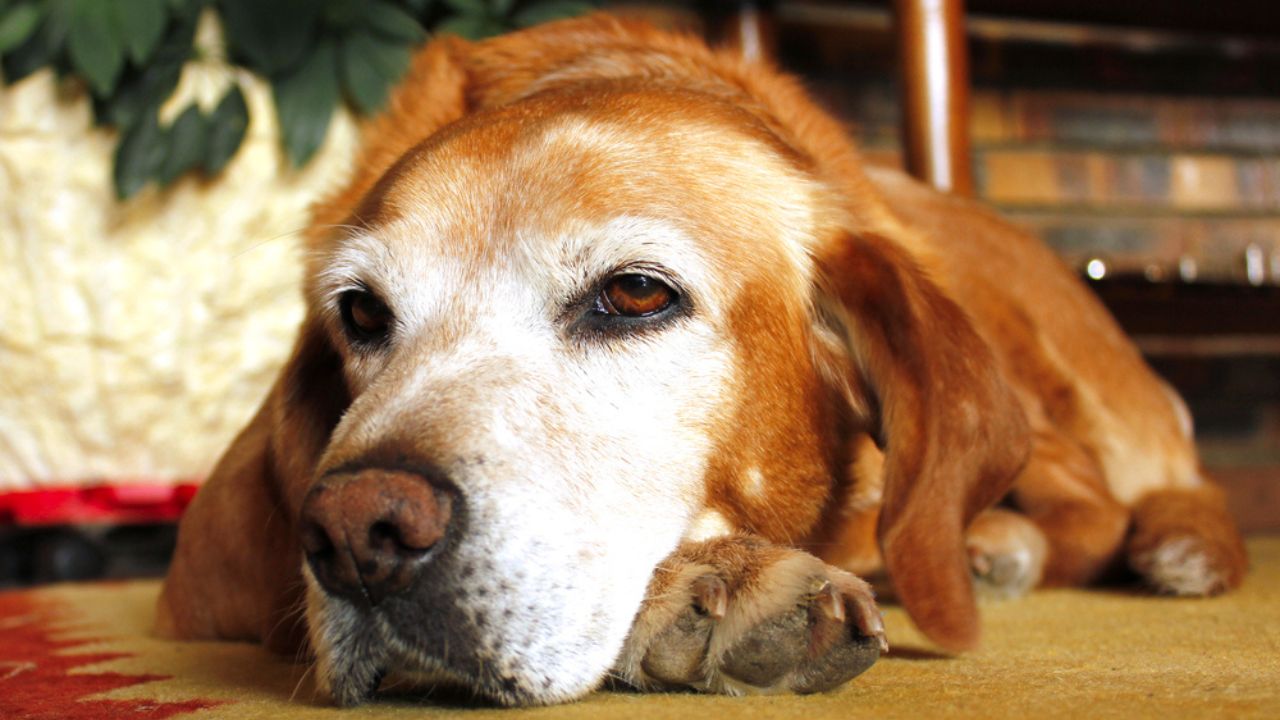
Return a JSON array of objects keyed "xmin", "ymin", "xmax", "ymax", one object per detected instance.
[{"xmin": 158, "ymin": 17, "xmax": 1027, "ymax": 706}]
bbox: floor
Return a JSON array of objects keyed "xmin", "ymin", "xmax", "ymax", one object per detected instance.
[{"xmin": 2, "ymin": 537, "xmax": 1278, "ymax": 719}]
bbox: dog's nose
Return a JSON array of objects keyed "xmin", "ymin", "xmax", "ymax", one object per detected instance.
[{"xmin": 300, "ymin": 468, "xmax": 453, "ymax": 605}]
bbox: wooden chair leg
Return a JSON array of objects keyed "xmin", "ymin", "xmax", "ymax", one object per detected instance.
[
  {"xmin": 703, "ymin": 0, "xmax": 777, "ymax": 63},
  {"xmin": 893, "ymin": 0, "xmax": 975, "ymax": 196}
]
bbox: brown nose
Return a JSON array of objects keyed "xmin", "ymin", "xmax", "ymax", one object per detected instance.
[{"xmin": 300, "ymin": 468, "xmax": 453, "ymax": 605}]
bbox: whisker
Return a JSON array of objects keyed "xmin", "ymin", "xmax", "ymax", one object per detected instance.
[
  {"xmin": 231, "ymin": 226, "xmax": 309, "ymax": 260},
  {"xmin": 230, "ymin": 222, "xmax": 368, "ymax": 261},
  {"xmin": 289, "ymin": 660, "xmax": 316, "ymax": 703}
]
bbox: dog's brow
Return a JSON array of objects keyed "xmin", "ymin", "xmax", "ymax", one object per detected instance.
[
  {"xmin": 315, "ymin": 234, "xmax": 388, "ymax": 303},
  {"xmin": 545, "ymin": 216, "xmax": 722, "ymax": 317}
]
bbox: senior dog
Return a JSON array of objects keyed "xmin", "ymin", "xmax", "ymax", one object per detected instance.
[{"xmin": 157, "ymin": 15, "xmax": 1247, "ymax": 706}]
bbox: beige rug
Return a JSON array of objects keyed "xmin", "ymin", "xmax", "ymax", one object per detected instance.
[{"xmin": 3, "ymin": 537, "xmax": 1278, "ymax": 719}]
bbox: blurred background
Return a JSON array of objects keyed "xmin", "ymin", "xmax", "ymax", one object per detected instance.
[{"xmin": 1, "ymin": 0, "xmax": 1277, "ymax": 586}]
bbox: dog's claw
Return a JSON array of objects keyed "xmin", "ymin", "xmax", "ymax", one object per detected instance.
[
  {"xmin": 693, "ymin": 574, "xmax": 728, "ymax": 619},
  {"xmin": 840, "ymin": 579, "xmax": 889, "ymax": 654},
  {"xmin": 813, "ymin": 580, "xmax": 845, "ymax": 622}
]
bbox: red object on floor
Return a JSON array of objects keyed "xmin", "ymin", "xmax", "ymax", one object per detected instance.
[
  {"xmin": 0, "ymin": 482, "xmax": 202, "ymax": 526},
  {"xmin": 0, "ymin": 592, "xmax": 218, "ymax": 720}
]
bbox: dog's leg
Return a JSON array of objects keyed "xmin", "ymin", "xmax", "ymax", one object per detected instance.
[
  {"xmin": 1127, "ymin": 483, "xmax": 1247, "ymax": 596},
  {"xmin": 614, "ymin": 535, "xmax": 885, "ymax": 695},
  {"xmin": 1003, "ymin": 430, "xmax": 1130, "ymax": 589}
]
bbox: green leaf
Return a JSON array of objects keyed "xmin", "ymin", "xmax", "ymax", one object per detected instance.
[
  {"xmin": 92, "ymin": 5, "xmax": 192, "ymax": 127},
  {"xmin": 401, "ymin": 0, "xmax": 433, "ymax": 17},
  {"xmin": 203, "ymin": 84, "xmax": 248, "ymax": 174},
  {"xmin": 490, "ymin": 0, "xmax": 515, "ymax": 19},
  {"xmin": 94, "ymin": 54, "xmax": 183, "ymax": 127},
  {"xmin": 321, "ymin": 0, "xmax": 364, "ymax": 29},
  {"xmin": 436, "ymin": 13, "xmax": 503, "ymax": 39},
  {"xmin": 0, "ymin": 2, "xmax": 42, "ymax": 54},
  {"xmin": 111, "ymin": 0, "xmax": 167, "ymax": 64},
  {"xmin": 219, "ymin": 0, "xmax": 320, "ymax": 76},
  {"xmin": 512, "ymin": 0, "xmax": 593, "ymax": 27},
  {"xmin": 442, "ymin": 0, "xmax": 488, "ymax": 16},
  {"xmin": 157, "ymin": 104, "xmax": 207, "ymax": 185},
  {"xmin": 273, "ymin": 37, "xmax": 340, "ymax": 167},
  {"xmin": 67, "ymin": 0, "xmax": 124, "ymax": 95},
  {"xmin": 340, "ymin": 31, "xmax": 410, "ymax": 114},
  {"xmin": 146, "ymin": 0, "xmax": 197, "ymax": 64},
  {"xmin": 114, "ymin": 111, "xmax": 168, "ymax": 198},
  {"xmin": 362, "ymin": 1, "xmax": 423, "ymax": 43},
  {"xmin": 1, "ymin": 4, "xmax": 60, "ymax": 82}
]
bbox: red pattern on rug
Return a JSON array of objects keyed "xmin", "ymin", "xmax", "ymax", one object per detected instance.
[{"xmin": 0, "ymin": 591, "xmax": 217, "ymax": 720}]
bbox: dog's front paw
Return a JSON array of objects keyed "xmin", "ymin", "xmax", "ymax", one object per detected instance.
[{"xmin": 614, "ymin": 535, "xmax": 885, "ymax": 695}]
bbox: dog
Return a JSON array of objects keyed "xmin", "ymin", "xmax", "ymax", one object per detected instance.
[{"xmin": 156, "ymin": 15, "xmax": 1248, "ymax": 706}]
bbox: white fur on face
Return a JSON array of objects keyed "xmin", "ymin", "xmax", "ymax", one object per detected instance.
[
  {"xmin": 301, "ymin": 109, "xmax": 820, "ymax": 704},
  {"xmin": 309, "ymin": 219, "xmax": 735, "ymax": 703}
]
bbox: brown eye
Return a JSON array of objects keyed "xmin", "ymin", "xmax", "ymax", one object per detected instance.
[
  {"xmin": 599, "ymin": 274, "xmax": 676, "ymax": 317},
  {"xmin": 339, "ymin": 289, "xmax": 393, "ymax": 345}
]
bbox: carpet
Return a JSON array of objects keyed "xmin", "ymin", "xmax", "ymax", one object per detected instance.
[{"xmin": 3, "ymin": 538, "xmax": 1278, "ymax": 719}]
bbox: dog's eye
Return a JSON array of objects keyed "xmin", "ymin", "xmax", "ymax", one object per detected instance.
[
  {"xmin": 339, "ymin": 289, "xmax": 393, "ymax": 345},
  {"xmin": 599, "ymin": 274, "xmax": 676, "ymax": 317}
]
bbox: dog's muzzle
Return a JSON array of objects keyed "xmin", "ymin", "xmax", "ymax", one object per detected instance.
[{"xmin": 296, "ymin": 455, "xmax": 670, "ymax": 707}]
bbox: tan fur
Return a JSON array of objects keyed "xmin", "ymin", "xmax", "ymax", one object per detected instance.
[{"xmin": 159, "ymin": 15, "xmax": 1247, "ymax": 703}]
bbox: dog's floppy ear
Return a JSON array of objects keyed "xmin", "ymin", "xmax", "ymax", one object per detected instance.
[
  {"xmin": 816, "ymin": 231, "xmax": 1030, "ymax": 652},
  {"xmin": 156, "ymin": 320, "xmax": 350, "ymax": 654}
]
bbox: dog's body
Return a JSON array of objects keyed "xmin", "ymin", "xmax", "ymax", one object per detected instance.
[{"xmin": 158, "ymin": 16, "xmax": 1247, "ymax": 706}]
